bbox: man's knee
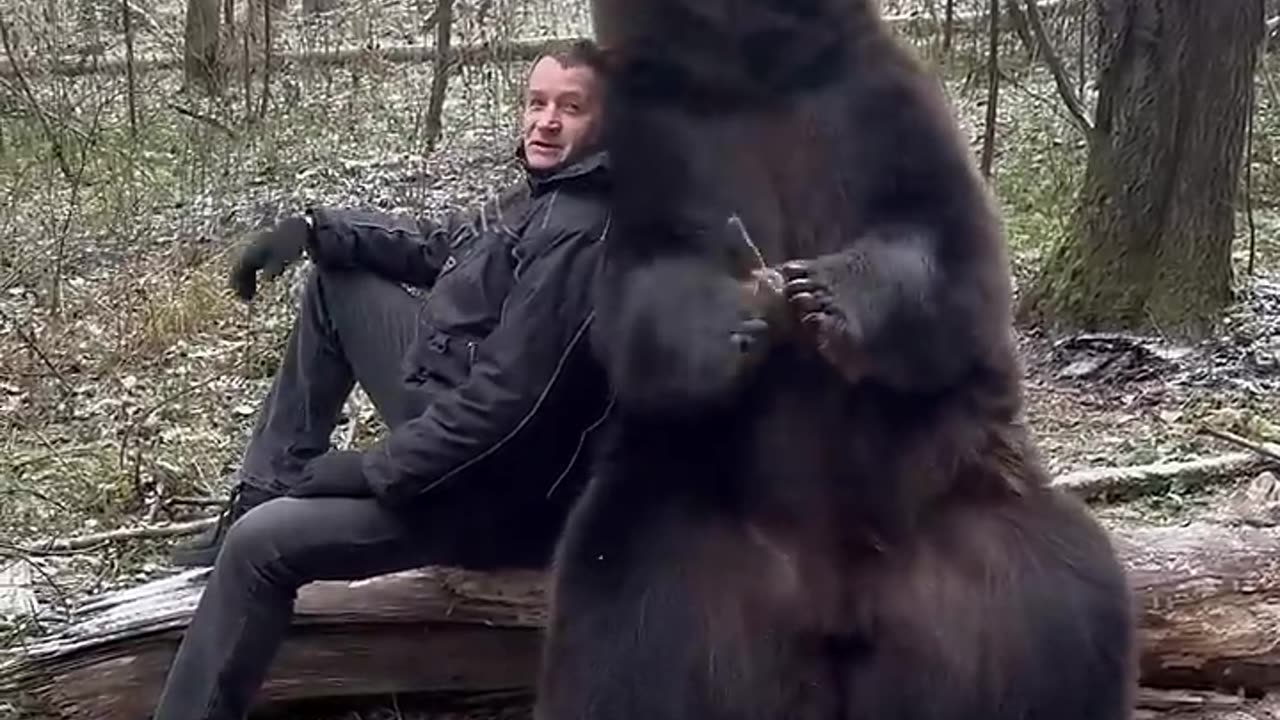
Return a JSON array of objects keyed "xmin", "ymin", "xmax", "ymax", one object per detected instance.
[{"xmin": 217, "ymin": 498, "xmax": 309, "ymax": 583}]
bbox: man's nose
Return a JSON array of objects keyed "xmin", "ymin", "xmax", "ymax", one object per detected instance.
[{"xmin": 536, "ymin": 110, "xmax": 563, "ymax": 131}]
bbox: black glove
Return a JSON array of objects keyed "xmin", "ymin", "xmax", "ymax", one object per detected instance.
[
  {"xmin": 229, "ymin": 215, "xmax": 312, "ymax": 301},
  {"xmin": 288, "ymin": 450, "xmax": 375, "ymax": 499}
]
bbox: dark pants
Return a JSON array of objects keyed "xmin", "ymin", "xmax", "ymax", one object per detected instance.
[{"xmin": 152, "ymin": 268, "xmax": 573, "ymax": 720}]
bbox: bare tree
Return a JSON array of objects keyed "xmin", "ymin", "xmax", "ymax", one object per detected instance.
[
  {"xmin": 942, "ymin": 0, "xmax": 956, "ymax": 56},
  {"xmin": 1021, "ymin": 0, "xmax": 1090, "ymax": 133},
  {"xmin": 424, "ymin": 0, "xmax": 454, "ymax": 151},
  {"xmin": 1005, "ymin": 0, "xmax": 1035, "ymax": 58},
  {"xmin": 302, "ymin": 0, "xmax": 340, "ymax": 15},
  {"xmin": 183, "ymin": 0, "xmax": 222, "ymax": 93},
  {"xmin": 979, "ymin": 0, "xmax": 1000, "ymax": 177},
  {"xmin": 1018, "ymin": 0, "xmax": 1265, "ymax": 340}
]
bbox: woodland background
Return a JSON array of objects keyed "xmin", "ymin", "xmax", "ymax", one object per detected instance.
[{"xmin": 1, "ymin": 0, "xmax": 1280, "ymax": 717}]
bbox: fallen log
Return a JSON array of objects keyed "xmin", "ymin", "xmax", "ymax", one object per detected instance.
[
  {"xmin": 0, "ymin": 566, "xmax": 548, "ymax": 718},
  {"xmin": 1117, "ymin": 523, "xmax": 1280, "ymax": 693},
  {"xmin": 4, "ymin": 521, "xmax": 1280, "ymax": 718}
]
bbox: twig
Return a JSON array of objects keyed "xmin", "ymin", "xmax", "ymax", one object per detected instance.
[
  {"xmin": 999, "ymin": 67, "xmax": 1087, "ymax": 129},
  {"xmin": 117, "ymin": 380, "xmax": 205, "ymax": 469},
  {"xmin": 167, "ymin": 496, "xmax": 224, "ymax": 507},
  {"xmin": 49, "ymin": 94, "xmax": 102, "ymax": 317},
  {"xmin": 168, "ymin": 102, "xmax": 237, "ymax": 138},
  {"xmin": 0, "ymin": 539, "xmax": 102, "ymax": 559},
  {"xmin": 1199, "ymin": 426, "xmax": 1280, "ymax": 464},
  {"xmin": 0, "ymin": 485, "xmax": 72, "ymax": 513},
  {"xmin": 19, "ymin": 518, "xmax": 217, "ymax": 554},
  {"xmin": 0, "ymin": 306, "xmax": 70, "ymax": 396},
  {"xmin": 122, "ymin": 0, "xmax": 138, "ymax": 140},
  {"xmin": 0, "ymin": 550, "xmax": 74, "ymax": 611},
  {"xmin": 0, "ymin": 17, "xmax": 74, "ymax": 181}
]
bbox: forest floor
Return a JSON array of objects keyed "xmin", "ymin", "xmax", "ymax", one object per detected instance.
[{"xmin": 2, "ymin": 3, "xmax": 1280, "ymax": 716}]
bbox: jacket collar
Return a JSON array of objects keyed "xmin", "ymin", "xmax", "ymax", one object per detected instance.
[{"xmin": 516, "ymin": 144, "xmax": 611, "ymax": 193}]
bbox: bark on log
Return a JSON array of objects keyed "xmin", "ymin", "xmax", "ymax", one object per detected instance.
[
  {"xmin": 5, "ymin": 522, "xmax": 1280, "ymax": 718},
  {"xmin": 0, "ymin": 567, "xmax": 548, "ymax": 718},
  {"xmin": 1114, "ymin": 523, "xmax": 1280, "ymax": 694}
]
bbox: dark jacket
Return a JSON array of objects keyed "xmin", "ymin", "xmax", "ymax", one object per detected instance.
[{"xmin": 303, "ymin": 150, "xmax": 614, "ymax": 510}]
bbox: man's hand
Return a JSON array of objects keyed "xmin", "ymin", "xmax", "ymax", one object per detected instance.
[
  {"xmin": 288, "ymin": 450, "xmax": 375, "ymax": 498},
  {"xmin": 229, "ymin": 215, "xmax": 312, "ymax": 301}
]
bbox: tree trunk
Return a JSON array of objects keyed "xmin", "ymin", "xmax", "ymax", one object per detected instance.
[
  {"xmin": 1017, "ymin": 0, "xmax": 1264, "ymax": 340},
  {"xmin": 183, "ymin": 0, "xmax": 222, "ymax": 93},
  {"xmin": 423, "ymin": 0, "xmax": 454, "ymax": 151},
  {"xmin": 1006, "ymin": 0, "xmax": 1037, "ymax": 58},
  {"xmin": 943, "ymin": 0, "xmax": 956, "ymax": 54},
  {"xmin": 980, "ymin": 0, "xmax": 1002, "ymax": 177},
  {"xmin": 302, "ymin": 0, "xmax": 340, "ymax": 15}
]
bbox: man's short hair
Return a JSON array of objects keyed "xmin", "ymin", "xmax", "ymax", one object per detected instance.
[{"xmin": 538, "ymin": 38, "xmax": 610, "ymax": 80}]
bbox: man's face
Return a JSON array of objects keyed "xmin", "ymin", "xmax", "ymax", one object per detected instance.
[{"xmin": 522, "ymin": 57, "xmax": 604, "ymax": 171}]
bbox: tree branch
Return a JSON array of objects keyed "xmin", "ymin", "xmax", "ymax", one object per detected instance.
[
  {"xmin": 18, "ymin": 518, "xmax": 217, "ymax": 554},
  {"xmin": 1051, "ymin": 452, "xmax": 1274, "ymax": 501},
  {"xmin": 1021, "ymin": 0, "xmax": 1093, "ymax": 134}
]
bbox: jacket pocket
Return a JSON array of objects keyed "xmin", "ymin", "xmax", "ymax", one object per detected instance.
[{"xmin": 404, "ymin": 326, "xmax": 478, "ymax": 391}]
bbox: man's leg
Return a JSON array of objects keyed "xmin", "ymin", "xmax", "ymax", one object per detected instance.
[
  {"xmin": 172, "ymin": 267, "xmax": 430, "ymax": 567},
  {"xmin": 154, "ymin": 486, "xmax": 564, "ymax": 720}
]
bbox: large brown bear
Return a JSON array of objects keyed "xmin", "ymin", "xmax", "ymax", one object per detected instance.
[{"xmin": 535, "ymin": 2, "xmax": 1138, "ymax": 719}]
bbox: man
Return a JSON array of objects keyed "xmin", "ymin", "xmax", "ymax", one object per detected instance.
[{"xmin": 153, "ymin": 40, "xmax": 613, "ymax": 720}]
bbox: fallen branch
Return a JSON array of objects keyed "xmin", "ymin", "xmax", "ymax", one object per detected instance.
[
  {"xmin": 168, "ymin": 102, "xmax": 237, "ymax": 137},
  {"xmin": 19, "ymin": 518, "xmax": 216, "ymax": 554},
  {"xmin": 1200, "ymin": 426, "xmax": 1280, "ymax": 464},
  {"xmin": 1051, "ymin": 452, "xmax": 1274, "ymax": 502}
]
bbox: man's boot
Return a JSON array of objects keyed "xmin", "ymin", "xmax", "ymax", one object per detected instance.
[{"xmin": 170, "ymin": 483, "xmax": 278, "ymax": 567}]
